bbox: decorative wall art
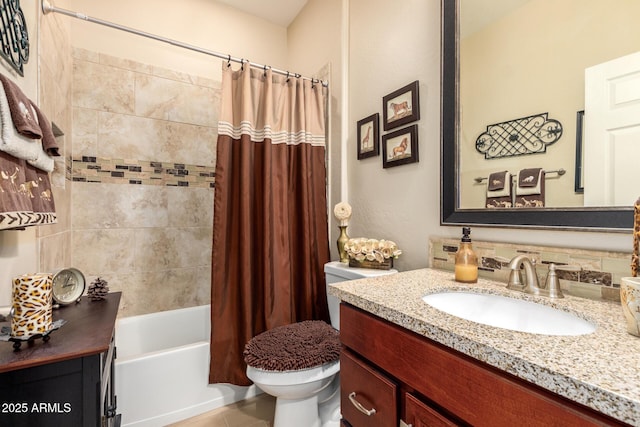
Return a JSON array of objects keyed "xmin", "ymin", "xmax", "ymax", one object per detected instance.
[
  {"xmin": 0, "ymin": 0, "xmax": 29, "ymax": 76},
  {"xmin": 357, "ymin": 113, "xmax": 379, "ymax": 159},
  {"xmin": 382, "ymin": 124, "xmax": 418, "ymax": 168},
  {"xmin": 382, "ymin": 80, "xmax": 420, "ymax": 131},
  {"xmin": 475, "ymin": 112, "xmax": 563, "ymax": 160}
]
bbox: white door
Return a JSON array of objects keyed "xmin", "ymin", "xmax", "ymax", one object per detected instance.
[{"xmin": 583, "ymin": 50, "xmax": 640, "ymax": 207}]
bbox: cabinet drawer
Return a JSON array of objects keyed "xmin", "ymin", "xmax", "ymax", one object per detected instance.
[
  {"xmin": 340, "ymin": 349, "xmax": 397, "ymax": 427},
  {"xmin": 404, "ymin": 392, "xmax": 459, "ymax": 427}
]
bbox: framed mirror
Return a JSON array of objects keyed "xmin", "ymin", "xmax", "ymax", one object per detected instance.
[{"xmin": 441, "ymin": 0, "xmax": 634, "ymax": 231}]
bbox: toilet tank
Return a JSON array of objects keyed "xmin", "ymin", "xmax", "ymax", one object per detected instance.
[{"xmin": 324, "ymin": 261, "xmax": 398, "ymax": 330}]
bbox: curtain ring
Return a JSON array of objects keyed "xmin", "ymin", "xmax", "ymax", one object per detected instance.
[
  {"xmin": 241, "ymin": 59, "xmax": 244, "ymax": 71},
  {"xmin": 286, "ymin": 71, "xmax": 290, "ymax": 82},
  {"xmin": 227, "ymin": 55, "xmax": 231, "ymax": 67},
  {"xmin": 263, "ymin": 65, "xmax": 267, "ymax": 77}
]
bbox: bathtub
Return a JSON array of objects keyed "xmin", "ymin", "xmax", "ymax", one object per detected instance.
[{"xmin": 115, "ymin": 305, "xmax": 260, "ymax": 426}]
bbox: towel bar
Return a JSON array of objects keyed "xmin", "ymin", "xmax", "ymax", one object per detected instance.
[{"xmin": 474, "ymin": 168, "xmax": 565, "ymax": 183}]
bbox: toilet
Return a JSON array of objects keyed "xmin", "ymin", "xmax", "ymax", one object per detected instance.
[{"xmin": 244, "ymin": 261, "xmax": 398, "ymax": 427}]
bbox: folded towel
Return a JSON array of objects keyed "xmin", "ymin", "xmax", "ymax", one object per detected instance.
[
  {"xmin": 488, "ymin": 170, "xmax": 509, "ymax": 191},
  {"xmin": 0, "ymin": 150, "xmax": 57, "ymax": 230},
  {"xmin": 514, "ymin": 168, "xmax": 545, "ymax": 207},
  {"xmin": 0, "ymin": 83, "xmax": 54, "ymax": 172},
  {"xmin": 0, "ymin": 74, "xmax": 42, "ymax": 139},
  {"xmin": 516, "ymin": 168, "xmax": 543, "ymax": 195},
  {"xmin": 486, "ymin": 170, "xmax": 512, "ymax": 208},
  {"xmin": 32, "ymin": 103, "xmax": 60, "ymax": 157}
]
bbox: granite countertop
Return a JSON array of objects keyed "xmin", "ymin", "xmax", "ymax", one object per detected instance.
[{"xmin": 328, "ymin": 268, "xmax": 640, "ymax": 426}]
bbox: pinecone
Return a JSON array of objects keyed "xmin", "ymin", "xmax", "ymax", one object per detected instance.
[{"xmin": 88, "ymin": 277, "xmax": 109, "ymax": 301}]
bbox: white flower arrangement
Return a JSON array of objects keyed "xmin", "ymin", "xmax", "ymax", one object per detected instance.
[
  {"xmin": 333, "ymin": 202, "xmax": 352, "ymax": 226},
  {"xmin": 343, "ymin": 238, "xmax": 402, "ymax": 263}
]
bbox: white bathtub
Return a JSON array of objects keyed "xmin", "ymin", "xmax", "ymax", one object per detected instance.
[{"xmin": 115, "ymin": 305, "xmax": 259, "ymax": 426}]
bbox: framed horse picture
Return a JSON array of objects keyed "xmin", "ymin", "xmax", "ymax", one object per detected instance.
[
  {"xmin": 382, "ymin": 81, "xmax": 420, "ymax": 131},
  {"xmin": 382, "ymin": 125, "xmax": 418, "ymax": 168}
]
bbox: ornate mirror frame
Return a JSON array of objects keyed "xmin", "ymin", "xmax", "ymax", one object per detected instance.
[{"xmin": 440, "ymin": 0, "xmax": 632, "ymax": 231}]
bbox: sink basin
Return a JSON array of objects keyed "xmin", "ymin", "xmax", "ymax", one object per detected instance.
[{"xmin": 422, "ymin": 291, "xmax": 595, "ymax": 336}]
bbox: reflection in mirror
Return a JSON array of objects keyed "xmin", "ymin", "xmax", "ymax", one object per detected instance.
[
  {"xmin": 458, "ymin": 0, "xmax": 640, "ymax": 209},
  {"xmin": 440, "ymin": 0, "xmax": 633, "ymax": 230}
]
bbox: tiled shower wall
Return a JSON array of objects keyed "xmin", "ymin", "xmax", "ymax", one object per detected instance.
[
  {"xmin": 38, "ymin": 1, "xmax": 73, "ymax": 275},
  {"xmin": 71, "ymin": 48, "xmax": 219, "ymax": 317},
  {"xmin": 429, "ymin": 236, "xmax": 632, "ymax": 303}
]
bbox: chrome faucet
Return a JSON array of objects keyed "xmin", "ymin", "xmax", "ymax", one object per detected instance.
[{"xmin": 506, "ymin": 255, "xmax": 564, "ymax": 299}]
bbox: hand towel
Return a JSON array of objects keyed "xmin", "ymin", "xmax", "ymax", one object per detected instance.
[
  {"xmin": 514, "ymin": 168, "xmax": 545, "ymax": 207},
  {"xmin": 485, "ymin": 170, "xmax": 512, "ymax": 208},
  {"xmin": 0, "ymin": 83, "xmax": 54, "ymax": 172},
  {"xmin": 0, "ymin": 74, "xmax": 42, "ymax": 139},
  {"xmin": 0, "ymin": 150, "xmax": 57, "ymax": 230},
  {"xmin": 31, "ymin": 103, "xmax": 60, "ymax": 157}
]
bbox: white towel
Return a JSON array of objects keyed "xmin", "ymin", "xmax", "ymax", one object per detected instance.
[{"xmin": 0, "ymin": 83, "xmax": 54, "ymax": 172}]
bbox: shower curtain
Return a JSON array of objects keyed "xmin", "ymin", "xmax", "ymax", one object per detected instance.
[{"xmin": 209, "ymin": 63, "xmax": 331, "ymax": 385}]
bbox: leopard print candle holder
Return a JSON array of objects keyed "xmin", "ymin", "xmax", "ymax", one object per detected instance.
[{"xmin": 10, "ymin": 273, "xmax": 53, "ymax": 346}]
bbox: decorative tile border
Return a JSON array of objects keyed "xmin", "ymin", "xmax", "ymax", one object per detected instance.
[
  {"xmin": 430, "ymin": 236, "xmax": 632, "ymax": 303},
  {"xmin": 67, "ymin": 156, "xmax": 215, "ymax": 188}
]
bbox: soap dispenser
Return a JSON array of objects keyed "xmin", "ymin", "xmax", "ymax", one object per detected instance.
[{"xmin": 454, "ymin": 227, "xmax": 478, "ymax": 283}]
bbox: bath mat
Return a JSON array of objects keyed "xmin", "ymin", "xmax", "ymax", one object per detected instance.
[{"xmin": 244, "ymin": 320, "xmax": 341, "ymax": 371}]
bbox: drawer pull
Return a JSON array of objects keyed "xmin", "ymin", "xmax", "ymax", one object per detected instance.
[{"xmin": 348, "ymin": 392, "xmax": 377, "ymax": 416}]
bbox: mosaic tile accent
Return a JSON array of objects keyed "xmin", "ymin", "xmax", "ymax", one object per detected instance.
[
  {"xmin": 429, "ymin": 237, "xmax": 632, "ymax": 303},
  {"xmin": 68, "ymin": 156, "xmax": 215, "ymax": 188}
]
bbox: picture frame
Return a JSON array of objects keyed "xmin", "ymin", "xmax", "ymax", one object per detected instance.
[
  {"xmin": 382, "ymin": 80, "xmax": 420, "ymax": 131},
  {"xmin": 574, "ymin": 110, "xmax": 584, "ymax": 193},
  {"xmin": 382, "ymin": 125, "xmax": 418, "ymax": 168},
  {"xmin": 357, "ymin": 113, "xmax": 379, "ymax": 159}
]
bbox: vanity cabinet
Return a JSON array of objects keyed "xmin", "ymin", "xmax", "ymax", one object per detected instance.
[
  {"xmin": 339, "ymin": 303, "xmax": 627, "ymax": 427},
  {"xmin": 0, "ymin": 292, "xmax": 121, "ymax": 427}
]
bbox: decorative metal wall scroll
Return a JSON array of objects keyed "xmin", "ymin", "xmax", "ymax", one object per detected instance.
[
  {"xmin": 475, "ymin": 113, "xmax": 563, "ymax": 160},
  {"xmin": 0, "ymin": 0, "xmax": 29, "ymax": 76}
]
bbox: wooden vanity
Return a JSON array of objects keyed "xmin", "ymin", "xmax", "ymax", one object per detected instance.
[
  {"xmin": 0, "ymin": 292, "xmax": 121, "ymax": 427},
  {"xmin": 329, "ymin": 268, "xmax": 640, "ymax": 427},
  {"xmin": 340, "ymin": 303, "xmax": 626, "ymax": 426}
]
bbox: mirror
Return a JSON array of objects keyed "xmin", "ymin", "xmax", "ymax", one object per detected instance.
[{"xmin": 441, "ymin": 0, "xmax": 633, "ymax": 230}]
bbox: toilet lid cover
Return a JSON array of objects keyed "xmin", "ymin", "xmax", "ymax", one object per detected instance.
[{"xmin": 244, "ymin": 320, "xmax": 341, "ymax": 371}]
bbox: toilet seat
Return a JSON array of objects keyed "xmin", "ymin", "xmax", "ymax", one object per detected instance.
[
  {"xmin": 244, "ymin": 320, "xmax": 341, "ymax": 372},
  {"xmin": 247, "ymin": 360, "xmax": 340, "ymax": 386}
]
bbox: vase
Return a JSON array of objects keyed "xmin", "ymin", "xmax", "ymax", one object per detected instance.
[
  {"xmin": 337, "ymin": 226, "xmax": 349, "ymax": 263},
  {"xmin": 621, "ymin": 277, "xmax": 640, "ymax": 337}
]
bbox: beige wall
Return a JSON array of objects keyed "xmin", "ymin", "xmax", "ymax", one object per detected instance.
[
  {"xmin": 0, "ymin": 0, "xmax": 72, "ymax": 306},
  {"xmin": 287, "ymin": 0, "xmax": 343, "ymax": 260},
  {"xmin": 347, "ymin": 0, "xmax": 442, "ymax": 270},
  {"xmin": 67, "ymin": 0, "xmax": 288, "ymax": 81},
  {"xmin": 459, "ymin": 0, "xmax": 640, "ymax": 209}
]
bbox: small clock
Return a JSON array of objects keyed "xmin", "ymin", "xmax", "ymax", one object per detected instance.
[{"xmin": 52, "ymin": 268, "xmax": 86, "ymax": 305}]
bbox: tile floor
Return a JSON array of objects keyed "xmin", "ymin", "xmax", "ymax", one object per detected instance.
[{"xmin": 169, "ymin": 394, "xmax": 276, "ymax": 427}]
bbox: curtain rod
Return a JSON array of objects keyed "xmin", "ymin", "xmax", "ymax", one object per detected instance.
[{"xmin": 40, "ymin": 0, "xmax": 328, "ymax": 88}]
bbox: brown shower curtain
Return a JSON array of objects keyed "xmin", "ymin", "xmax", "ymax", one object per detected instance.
[{"xmin": 209, "ymin": 64, "xmax": 331, "ymax": 385}]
